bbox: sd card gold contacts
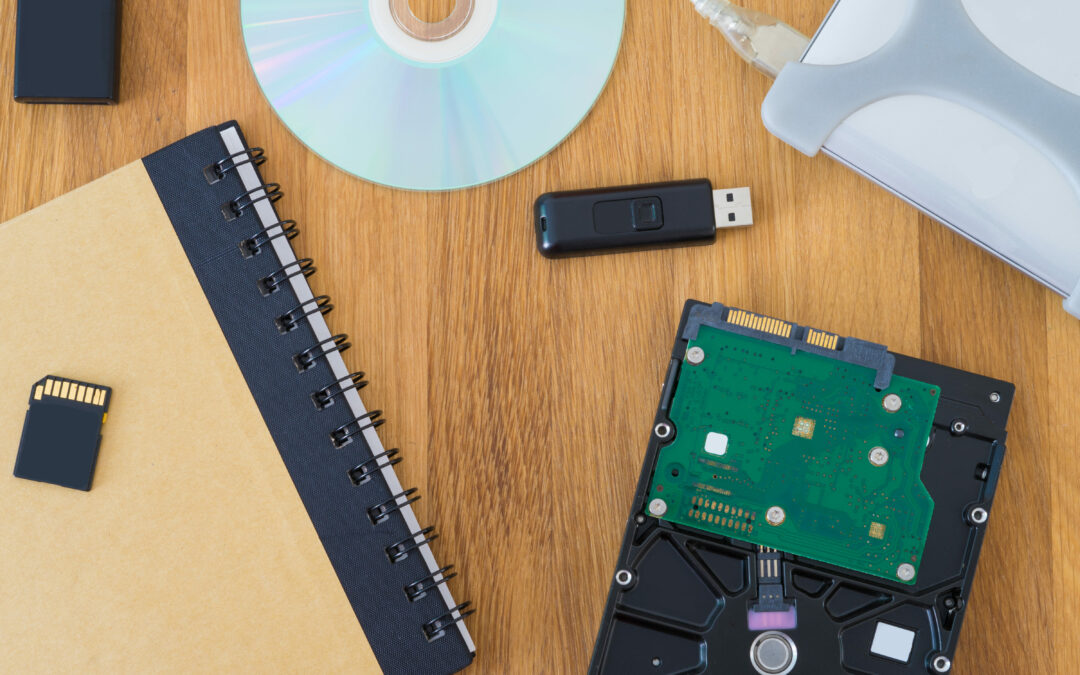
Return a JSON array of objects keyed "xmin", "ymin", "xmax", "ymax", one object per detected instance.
[{"xmin": 14, "ymin": 376, "xmax": 111, "ymax": 491}]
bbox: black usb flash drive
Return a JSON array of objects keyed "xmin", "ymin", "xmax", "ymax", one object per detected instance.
[{"xmin": 533, "ymin": 179, "xmax": 752, "ymax": 258}]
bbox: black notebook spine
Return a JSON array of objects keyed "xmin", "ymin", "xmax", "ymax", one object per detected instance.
[
  {"xmin": 143, "ymin": 123, "xmax": 475, "ymax": 674},
  {"xmin": 212, "ymin": 131, "xmax": 476, "ymax": 661}
]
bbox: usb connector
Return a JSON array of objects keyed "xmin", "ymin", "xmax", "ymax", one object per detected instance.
[
  {"xmin": 690, "ymin": 0, "xmax": 809, "ymax": 79},
  {"xmin": 534, "ymin": 180, "xmax": 754, "ymax": 258},
  {"xmin": 714, "ymin": 187, "xmax": 753, "ymax": 228}
]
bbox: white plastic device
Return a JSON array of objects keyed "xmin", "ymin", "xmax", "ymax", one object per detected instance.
[{"xmin": 761, "ymin": 0, "xmax": 1080, "ymax": 317}]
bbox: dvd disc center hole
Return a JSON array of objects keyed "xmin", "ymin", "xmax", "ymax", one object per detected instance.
[
  {"xmin": 392, "ymin": 0, "xmax": 474, "ymax": 41},
  {"xmin": 409, "ymin": 0, "xmax": 456, "ymax": 23}
]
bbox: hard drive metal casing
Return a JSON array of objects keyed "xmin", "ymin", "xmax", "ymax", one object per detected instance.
[{"xmin": 589, "ymin": 300, "xmax": 1014, "ymax": 674}]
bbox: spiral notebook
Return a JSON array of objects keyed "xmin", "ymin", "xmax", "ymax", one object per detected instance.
[{"xmin": 0, "ymin": 122, "xmax": 474, "ymax": 673}]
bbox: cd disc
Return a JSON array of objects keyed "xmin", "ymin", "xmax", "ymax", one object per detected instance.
[{"xmin": 241, "ymin": 1, "xmax": 626, "ymax": 191}]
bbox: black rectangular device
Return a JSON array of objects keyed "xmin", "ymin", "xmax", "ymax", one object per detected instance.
[
  {"xmin": 14, "ymin": 0, "xmax": 121, "ymax": 104},
  {"xmin": 589, "ymin": 300, "xmax": 1014, "ymax": 674},
  {"xmin": 534, "ymin": 180, "xmax": 752, "ymax": 258},
  {"xmin": 14, "ymin": 375, "xmax": 112, "ymax": 491}
]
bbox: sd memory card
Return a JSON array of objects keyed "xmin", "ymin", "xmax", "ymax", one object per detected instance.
[{"xmin": 14, "ymin": 375, "xmax": 111, "ymax": 491}]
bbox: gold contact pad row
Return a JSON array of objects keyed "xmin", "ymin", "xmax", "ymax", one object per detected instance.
[
  {"xmin": 806, "ymin": 328, "xmax": 840, "ymax": 350},
  {"xmin": 727, "ymin": 308, "xmax": 841, "ymax": 350},
  {"xmin": 727, "ymin": 309, "xmax": 793, "ymax": 338},
  {"xmin": 690, "ymin": 496, "xmax": 756, "ymax": 533},
  {"xmin": 34, "ymin": 379, "xmax": 107, "ymax": 406}
]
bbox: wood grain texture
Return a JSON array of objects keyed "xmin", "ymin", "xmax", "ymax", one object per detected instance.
[{"xmin": 1, "ymin": 1, "xmax": 1076, "ymax": 672}]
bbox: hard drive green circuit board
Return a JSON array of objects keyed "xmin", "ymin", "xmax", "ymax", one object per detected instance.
[{"xmin": 647, "ymin": 322, "xmax": 940, "ymax": 584}]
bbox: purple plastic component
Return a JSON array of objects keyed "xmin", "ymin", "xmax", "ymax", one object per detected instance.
[{"xmin": 747, "ymin": 607, "xmax": 798, "ymax": 631}]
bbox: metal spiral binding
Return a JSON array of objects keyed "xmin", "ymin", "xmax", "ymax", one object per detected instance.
[
  {"xmin": 241, "ymin": 219, "xmax": 299, "ymax": 259},
  {"xmin": 277, "ymin": 295, "xmax": 332, "ymax": 334},
  {"xmin": 331, "ymin": 410, "xmax": 385, "ymax": 448},
  {"xmin": 405, "ymin": 565, "xmax": 457, "ymax": 603},
  {"xmin": 258, "ymin": 258, "xmax": 316, "ymax": 296},
  {"xmin": 204, "ymin": 147, "xmax": 266, "ymax": 184},
  {"xmin": 368, "ymin": 488, "xmax": 421, "ymax": 524},
  {"xmin": 222, "ymin": 182, "xmax": 283, "ymax": 221},
  {"xmin": 422, "ymin": 602, "xmax": 475, "ymax": 643},
  {"xmin": 312, "ymin": 371, "xmax": 368, "ymax": 410},
  {"xmin": 347, "ymin": 448, "xmax": 401, "ymax": 486},
  {"xmin": 386, "ymin": 526, "xmax": 439, "ymax": 563},
  {"xmin": 293, "ymin": 334, "xmax": 351, "ymax": 372},
  {"xmin": 218, "ymin": 147, "xmax": 472, "ymax": 641}
]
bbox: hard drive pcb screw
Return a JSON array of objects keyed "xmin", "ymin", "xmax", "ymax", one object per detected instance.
[
  {"xmin": 932, "ymin": 655, "xmax": 952, "ymax": 672},
  {"xmin": 897, "ymin": 563, "xmax": 916, "ymax": 582},
  {"xmin": 648, "ymin": 498, "xmax": 668, "ymax": 517},
  {"xmin": 868, "ymin": 447, "xmax": 890, "ymax": 467},
  {"xmin": 686, "ymin": 346, "xmax": 705, "ymax": 365},
  {"xmin": 882, "ymin": 393, "xmax": 903, "ymax": 412},
  {"xmin": 765, "ymin": 506, "xmax": 786, "ymax": 526}
]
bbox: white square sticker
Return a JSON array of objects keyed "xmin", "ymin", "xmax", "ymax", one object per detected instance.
[
  {"xmin": 870, "ymin": 622, "xmax": 916, "ymax": 663},
  {"xmin": 704, "ymin": 432, "xmax": 728, "ymax": 456}
]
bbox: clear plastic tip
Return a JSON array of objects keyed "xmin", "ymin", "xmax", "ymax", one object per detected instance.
[{"xmin": 691, "ymin": 0, "xmax": 809, "ymax": 78}]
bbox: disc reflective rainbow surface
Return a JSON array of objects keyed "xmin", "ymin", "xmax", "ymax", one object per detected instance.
[{"xmin": 241, "ymin": 1, "xmax": 626, "ymax": 191}]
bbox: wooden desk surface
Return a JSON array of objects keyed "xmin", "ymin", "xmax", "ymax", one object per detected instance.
[{"xmin": 2, "ymin": 1, "xmax": 1077, "ymax": 673}]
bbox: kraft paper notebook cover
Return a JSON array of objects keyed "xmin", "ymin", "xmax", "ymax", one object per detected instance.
[{"xmin": 0, "ymin": 122, "xmax": 474, "ymax": 673}]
